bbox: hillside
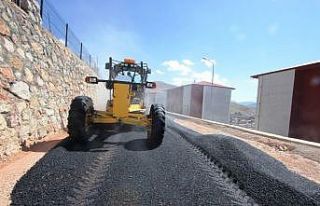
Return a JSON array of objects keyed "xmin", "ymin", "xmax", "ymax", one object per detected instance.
[
  {"xmin": 239, "ymin": 101, "xmax": 257, "ymax": 108},
  {"xmin": 230, "ymin": 102, "xmax": 256, "ymax": 117},
  {"xmin": 229, "ymin": 101, "xmax": 256, "ymax": 128}
]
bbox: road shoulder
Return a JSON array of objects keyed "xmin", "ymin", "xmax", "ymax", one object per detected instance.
[{"xmin": 0, "ymin": 131, "xmax": 67, "ymax": 206}]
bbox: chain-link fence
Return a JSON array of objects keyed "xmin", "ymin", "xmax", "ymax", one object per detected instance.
[{"xmin": 36, "ymin": 0, "xmax": 99, "ymax": 73}]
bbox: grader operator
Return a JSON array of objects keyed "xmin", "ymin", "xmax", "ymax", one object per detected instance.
[{"xmin": 67, "ymin": 57, "xmax": 165, "ymax": 148}]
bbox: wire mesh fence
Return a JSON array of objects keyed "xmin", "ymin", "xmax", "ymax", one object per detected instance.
[{"xmin": 36, "ymin": 0, "xmax": 99, "ymax": 73}]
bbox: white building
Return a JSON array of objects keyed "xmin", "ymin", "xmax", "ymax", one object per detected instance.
[
  {"xmin": 144, "ymin": 81, "xmax": 176, "ymax": 108},
  {"xmin": 166, "ymin": 81, "xmax": 234, "ymax": 123}
]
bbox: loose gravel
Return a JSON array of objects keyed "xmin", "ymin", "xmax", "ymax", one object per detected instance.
[
  {"xmin": 11, "ymin": 119, "xmax": 320, "ymax": 205},
  {"xmin": 169, "ymin": 117, "xmax": 320, "ymax": 206},
  {"xmin": 11, "ymin": 123, "xmax": 256, "ymax": 205}
]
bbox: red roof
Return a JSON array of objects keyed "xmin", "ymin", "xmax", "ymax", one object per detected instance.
[
  {"xmin": 192, "ymin": 81, "xmax": 235, "ymax": 90},
  {"xmin": 251, "ymin": 61, "xmax": 320, "ymax": 78}
]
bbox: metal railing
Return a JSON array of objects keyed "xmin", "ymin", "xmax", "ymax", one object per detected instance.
[{"xmin": 36, "ymin": 0, "xmax": 99, "ymax": 73}]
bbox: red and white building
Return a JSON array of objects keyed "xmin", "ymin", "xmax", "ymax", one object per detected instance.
[
  {"xmin": 166, "ymin": 81, "xmax": 234, "ymax": 123},
  {"xmin": 252, "ymin": 61, "xmax": 320, "ymax": 143}
]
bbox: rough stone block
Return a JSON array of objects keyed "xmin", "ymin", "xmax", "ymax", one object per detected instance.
[
  {"xmin": 16, "ymin": 47, "xmax": 25, "ymax": 58},
  {"xmin": 0, "ymin": 67, "xmax": 15, "ymax": 80},
  {"xmin": 0, "ymin": 101, "xmax": 11, "ymax": 113},
  {"xmin": 6, "ymin": 112, "xmax": 19, "ymax": 128},
  {"xmin": 3, "ymin": 38, "xmax": 14, "ymax": 52},
  {"xmin": 10, "ymin": 56, "xmax": 23, "ymax": 70},
  {"xmin": 16, "ymin": 101, "xmax": 27, "ymax": 113},
  {"xmin": 36, "ymin": 75, "xmax": 44, "ymax": 86},
  {"xmin": 0, "ymin": 114, "xmax": 7, "ymax": 130},
  {"xmin": 31, "ymin": 42, "xmax": 43, "ymax": 55},
  {"xmin": 9, "ymin": 81, "xmax": 31, "ymax": 100},
  {"xmin": 37, "ymin": 128, "xmax": 47, "ymax": 138},
  {"xmin": 29, "ymin": 96, "xmax": 39, "ymax": 109},
  {"xmin": 44, "ymin": 108, "xmax": 55, "ymax": 116},
  {"xmin": 18, "ymin": 125, "xmax": 30, "ymax": 140},
  {"xmin": 0, "ymin": 19, "xmax": 10, "ymax": 36},
  {"xmin": 24, "ymin": 67, "xmax": 33, "ymax": 82}
]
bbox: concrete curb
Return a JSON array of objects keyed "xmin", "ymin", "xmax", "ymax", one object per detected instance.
[{"xmin": 168, "ymin": 112, "xmax": 320, "ymax": 149}]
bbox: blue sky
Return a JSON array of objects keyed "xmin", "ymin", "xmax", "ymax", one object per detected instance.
[{"xmin": 50, "ymin": 0, "xmax": 320, "ymax": 102}]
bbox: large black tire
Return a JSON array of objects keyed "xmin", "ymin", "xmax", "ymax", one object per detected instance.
[
  {"xmin": 67, "ymin": 96, "xmax": 94, "ymax": 144},
  {"xmin": 147, "ymin": 104, "xmax": 165, "ymax": 148}
]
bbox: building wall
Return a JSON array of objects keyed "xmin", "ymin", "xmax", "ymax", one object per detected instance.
[
  {"xmin": 182, "ymin": 85, "xmax": 191, "ymax": 115},
  {"xmin": 255, "ymin": 70, "xmax": 295, "ymax": 136},
  {"xmin": 190, "ymin": 85, "xmax": 203, "ymax": 118},
  {"xmin": 289, "ymin": 67, "xmax": 320, "ymax": 142},
  {"xmin": 144, "ymin": 92, "xmax": 156, "ymax": 108},
  {"xmin": 202, "ymin": 86, "xmax": 231, "ymax": 123},
  {"xmin": 0, "ymin": 0, "xmax": 100, "ymax": 158},
  {"xmin": 166, "ymin": 87, "xmax": 183, "ymax": 114},
  {"xmin": 144, "ymin": 91, "xmax": 167, "ymax": 109}
]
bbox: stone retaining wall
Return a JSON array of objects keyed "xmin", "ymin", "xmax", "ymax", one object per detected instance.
[{"xmin": 0, "ymin": 0, "xmax": 98, "ymax": 158}]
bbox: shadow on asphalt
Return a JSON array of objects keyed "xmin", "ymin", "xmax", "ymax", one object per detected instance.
[
  {"xmin": 124, "ymin": 139, "xmax": 153, "ymax": 151},
  {"xmin": 57, "ymin": 123, "xmax": 155, "ymax": 152}
]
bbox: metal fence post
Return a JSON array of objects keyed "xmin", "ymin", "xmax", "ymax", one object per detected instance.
[
  {"xmin": 40, "ymin": 0, "xmax": 44, "ymax": 18},
  {"xmin": 89, "ymin": 55, "xmax": 92, "ymax": 66},
  {"xmin": 65, "ymin": 23, "xmax": 68, "ymax": 47},
  {"xmin": 80, "ymin": 42, "xmax": 83, "ymax": 59}
]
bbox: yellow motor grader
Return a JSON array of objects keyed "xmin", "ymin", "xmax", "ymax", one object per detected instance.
[{"xmin": 67, "ymin": 57, "xmax": 165, "ymax": 148}]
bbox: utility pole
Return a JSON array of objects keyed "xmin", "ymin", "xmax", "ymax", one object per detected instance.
[
  {"xmin": 202, "ymin": 57, "xmax": 215, "ymax": 84},
  {"xmin": 211, "ymin": 63, "xmax": 214, "ymax": 84}
]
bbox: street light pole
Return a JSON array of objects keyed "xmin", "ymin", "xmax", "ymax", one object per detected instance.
[
  {"xmin": 211, "ymin": 63, "xmax": 214, "ymax": 84},
  {"xmin": 202, "ymin": 57, "xmax": 215, "ymax": 84}
]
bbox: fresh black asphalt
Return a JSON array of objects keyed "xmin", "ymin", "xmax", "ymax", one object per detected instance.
[{"xmin": 11, "ymin": 116, "xmax": 320, "ymax": 206}]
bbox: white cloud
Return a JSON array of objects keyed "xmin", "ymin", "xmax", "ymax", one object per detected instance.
[
  {"xmin": 182, "ymin": 59, "xmax": 194, "ymax": 66},
  {"xmin": 171, "ymin": 70, "xmax": 229, "ymax": 86},
  {"xmin": 267, "ymin": 23, "xmax": 279, "ymax": 36},
  {"xmin": 155, "ymin": 69, "xmax": 164, "ymax": 75},
  {"xmin": 163, "ymin": 59, "xmax": 230, "ymax": 87},
  {"xmin": 162, "ymin": 60, "xmax": 193, "ymax": 76}
]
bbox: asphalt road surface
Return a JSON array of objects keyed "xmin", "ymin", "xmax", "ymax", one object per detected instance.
[{"xmin": 11, "ymin": 117, "xmax": 319, "ymax": 205}]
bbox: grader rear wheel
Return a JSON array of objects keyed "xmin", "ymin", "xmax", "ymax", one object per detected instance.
[
  {"xmin": 147, "ymin": 104, "xmax": 165, "ymax": 148},
  {"xmin": 67, "ymin": 96, "xmax": 94, "ymax": 144}
]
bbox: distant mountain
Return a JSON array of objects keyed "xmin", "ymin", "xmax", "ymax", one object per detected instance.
[
  {"xmin": 239, "ymin": 101, "xmax": 256, "ymax": 108},
  {"xmin": 229, "ymin": 101, "xmax": 256, "ymax": 128},
  {"xmin": 230, "ymin": 101, "xmax": 256, "ymax": 117}
]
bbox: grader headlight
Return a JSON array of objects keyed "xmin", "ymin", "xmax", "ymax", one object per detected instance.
[
  {"xmin": 85, "ymin": 76, "xmax": 98, "ymax": 84},
  {"xmin": 146, "ymin": 82, "xmax": 156, "ymax": 89}
]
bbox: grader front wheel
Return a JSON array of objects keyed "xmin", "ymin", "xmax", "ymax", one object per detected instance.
[
  {"xmin": 147, "ymin": 104, "xmax": 165, "ymax": 148},
  {"xmin": 67, "ymin": 96, "xmax": 94, "ymax": 144}
]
